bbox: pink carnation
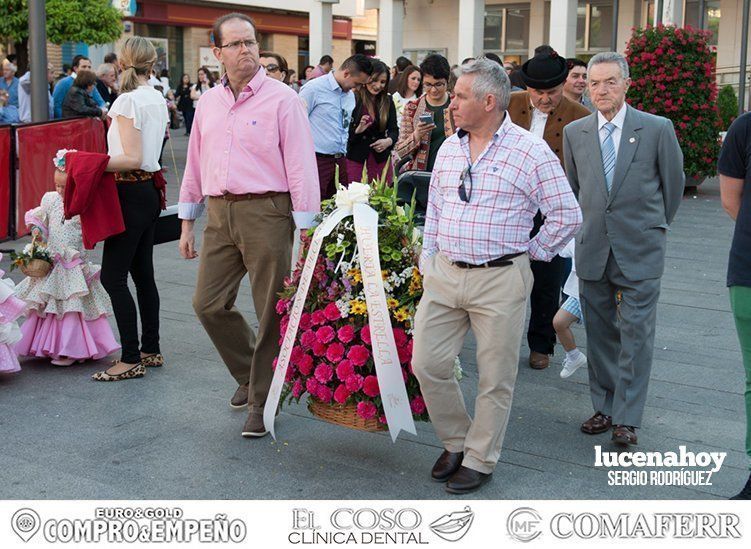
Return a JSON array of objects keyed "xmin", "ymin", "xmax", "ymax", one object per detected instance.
[
  {"xmin": 275, "ymin": 299, "xmax": 289, "ymax": 315},
  {"xmin": 398, "ymin": 340, "xmax": 413, "ymax": 364},
  {"xmin": 345, "ymin": 373, "xmax": 364, "ymax": 392},
  {"xmin": 298, "ymin": 354, "xmax": 314, "ymax": 376},
  {"xmin": 299, "ymin": 313, "xmax": 312, "ymax": 331},
  {"xmin": 314, "ymin": 363, "xmax": 334, "ymax": 384},
  {"xmin": 312, "ymin": 341, "xmax": 328, "ymax": 357},
  {"xmin": 333, "ymin": 384, "xmax": 351, "ymax": 404},
  {"xmin": 316, "ymin": 385, "xmax": 333, "ymax": 403},
  {"xmin": 362, "ymin": 375, "xmax": 380, "ymax": 397},
  {"xmin": 326, "ymin": 342, "xmax": 345, "ymax": 363},
  {"xmin": 378, "ymin": 415, "xmax": 388, "ymax": 425},
  {"xmin": 305, "ymin": 378, "xmax": 319, "ymax": 395},
  {"xmin": 356, "ymin": 400, "xmax": 377, "ymax": 420},
  {"xmin": 410, "ymin": 396, "xmax": 427, "ymax": 415},
  {"xmin": 336, "ymin": 360, "xmax": 354, "ymax": 381},
  {"xmin": 360, "ymin": 324, "xmax": 372, "ymax": 345},
  {"xmin": 347, "ymin": 345, "xmax": 370, "ymax": 367},
  {"xmin": 311, "ymin": 310, "xmax": 327, "ymax": 326},
  {"xmin": 337, "ymin": 325, "xmax": 355, "ymax": 344},
  {"xmin": 290, "ymin": 346, "xmax": 304, "ymax": 366},
  {"xmin": 316, "ymin": 325, "xmax": 335, "ymax": 344},
  {"xmin": 292, "ymin": 379, "xmax": 304, "ymax": 398},
  {"xmin": 284, "ymin": 365, "xmax": 296, "ymax": 382},
  {"xmin": 300, "ymin": 329, "xmax": 316, "ymax": 349},
  {"xmin": 324, "ymin": 302, "xmax": 341, "ymax": 321},
  {"xmin": 280, "ymin": 315, "xmax": 290, "ymax": 337},
  {"xmin": 392, "ymin": 328, "xmax": 408, "ymax": 349}
]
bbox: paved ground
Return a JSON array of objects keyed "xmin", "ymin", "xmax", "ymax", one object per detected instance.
[{"xmin": 0, "ymin": 132, "xmax": 747, "ymax": 500}]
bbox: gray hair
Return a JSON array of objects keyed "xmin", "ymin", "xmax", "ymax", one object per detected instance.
[
  {"xmin": 587, "ymin": 52, "xmax": 630, "ymax": 80},
  {"xmin": 459, "ymin": 57, "xmax": 511, "ymax": 111},
  {"xmin": 97, "ymin": 63, "xmax": 116, "ymax": 77}
]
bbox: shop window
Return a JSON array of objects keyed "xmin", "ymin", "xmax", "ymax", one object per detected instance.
[{"xmin": 483, "ymin": 4, "xmax": 531, "ymax": 58}]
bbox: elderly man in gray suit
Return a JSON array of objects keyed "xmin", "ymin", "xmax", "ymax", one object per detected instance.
[{"xmin": 563, "ymin": 52, "xmax": 684, "ymax": 446}]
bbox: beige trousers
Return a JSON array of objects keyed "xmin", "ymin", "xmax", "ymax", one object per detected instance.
[
  {"xmin": 193, "ymin": 194, "xmax": 294, "ymax": 410},
  {"xmin": 412, "ymin": 252, "xmax": 533, "ymax": 474}
]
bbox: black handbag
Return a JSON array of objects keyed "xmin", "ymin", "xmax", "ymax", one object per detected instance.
[{"xmin": 154, "ymin": 204, "xmax": 181, "ymax": 245}]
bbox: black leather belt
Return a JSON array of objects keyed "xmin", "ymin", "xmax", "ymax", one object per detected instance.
[
  {"xmin": 452, "ymin": 252, "xmax": 525, "ymax": 269},
  {"xmin": 316, "ymin": 152, "xmax": 345, "ymax": 159}
]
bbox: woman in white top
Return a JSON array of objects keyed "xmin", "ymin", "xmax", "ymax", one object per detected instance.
[
  {"xmin": 189, "ymin": 66, "xmax": 215, "ymax": 108},
  {"xmin": 92, "ymin": 36, "xmax": 169, "ymax": 382},
  {"xmin": 392, "ymin": 65, "xmax": 422, "ymax": 118}
]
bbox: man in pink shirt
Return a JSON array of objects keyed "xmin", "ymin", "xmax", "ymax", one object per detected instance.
[
  {"xmin": 309, "ymin": 55, "xmax": 334, "ymax": 80},
  {"xmin": 178, "ymin": 12, "xmax": 320, "ymax": 438}
]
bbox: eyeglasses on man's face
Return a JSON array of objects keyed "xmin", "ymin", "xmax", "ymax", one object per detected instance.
[
  {"xmin": 423, "ymin": 81, "xmax": 447, "ymax": 90},
  {"xmin": 217, "ymin": 39, "xmax": 258, "ymax": 51}
]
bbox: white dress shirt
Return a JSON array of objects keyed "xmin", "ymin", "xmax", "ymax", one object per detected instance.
[
  {"xmin": 529, "ymin": 106, "xmax": 548, "ymax": 138},
  {"xmin": 597, "ymin": 102, "xmax": 628, "ymax": 158}
]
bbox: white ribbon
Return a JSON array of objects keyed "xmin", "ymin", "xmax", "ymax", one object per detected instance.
[{"xmin": 264, "ymin": 183, "xmax": 417, "ymax": 442}]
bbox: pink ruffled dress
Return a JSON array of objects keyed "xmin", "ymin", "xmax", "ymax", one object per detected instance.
[
  {"xmin": 15, "ymin": 192, "xmax": 120, "ymax": 361},
  {"xmin": 0, "ymin": 257, "xmax": 26, "ymax": 373}
]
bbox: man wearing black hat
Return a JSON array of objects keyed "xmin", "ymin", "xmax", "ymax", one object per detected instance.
[{"xmin": 507, "ymin": 46, "xmax": 590, "ymax": 370}]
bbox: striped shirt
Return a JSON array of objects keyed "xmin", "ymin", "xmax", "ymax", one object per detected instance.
[{"xmin": 421, "ymin": 112, "xmax": 582, "ymax": 265}]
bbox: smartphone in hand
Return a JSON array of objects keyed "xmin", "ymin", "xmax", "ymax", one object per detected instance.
[{"xmin": 418, "ymin": 112, "xmax": 434, "ymax": 125}]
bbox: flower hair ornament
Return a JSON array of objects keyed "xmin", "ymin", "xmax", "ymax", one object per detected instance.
[{"xmin": 53, "ymin": 149, "xmax": 77, "ymax": 172}]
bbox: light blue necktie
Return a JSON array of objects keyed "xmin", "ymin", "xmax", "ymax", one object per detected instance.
[{"xmin": 601, "ymin": 122, "xmax": 616, "ymax": 192}]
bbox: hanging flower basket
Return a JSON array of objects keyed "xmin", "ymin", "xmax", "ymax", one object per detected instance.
[
  {"xmin": 307, "ymin": 398, "xmax": 387, "ymax": 432},
  {"xmin": 20, "ymin": 258, "xmax": 52, "ymax": 278}
]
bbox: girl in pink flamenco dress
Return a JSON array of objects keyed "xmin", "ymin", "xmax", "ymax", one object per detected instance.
[
  {"xmin": 0, "ymin": 255, "xmax": 26, "ymax": 373},
  {"xmin": 14, "ymin": 149, "xmax": 120, "ymax": 366}
]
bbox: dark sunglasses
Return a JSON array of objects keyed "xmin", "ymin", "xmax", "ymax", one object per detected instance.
[
  {"xmin": 264, "ymin": 64, "xmax": 280, "ymax": 73},
  {"xmin": 458, "ymin": 163, "xmax": 472, "ymax": 203}
]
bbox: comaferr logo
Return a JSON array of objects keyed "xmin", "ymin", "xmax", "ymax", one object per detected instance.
[
  {"xmin": 550, "ymin": 513, "xmax": 741, "ymax": 539},
  {"xmin": 429, "ymin": 506, "xmax": 475, "ymax": 542}
]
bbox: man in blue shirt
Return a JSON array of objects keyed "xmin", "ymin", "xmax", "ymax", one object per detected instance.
[
  {"xmin": 52, "ymin": 55, "xmax": 105, "ymax": 118},
  {"xmin": 0, "ymin": 89, "xmax": 20, "ymax": 123},
  {"xmin": 299, "ymin": 54, "xmax": 373, "ymax": 199},
  {"xmin": 0, "ymin": 60, "xmax": 19, "ymax": 108}
]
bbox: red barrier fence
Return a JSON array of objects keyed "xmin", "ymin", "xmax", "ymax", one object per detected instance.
[
  {"xmin": 0, "ymin": 126, "xmax": 11, "ymax": 241},
  {"xmin": 14, "ymin": 118, "xmax": 107, "ymax": 238}
]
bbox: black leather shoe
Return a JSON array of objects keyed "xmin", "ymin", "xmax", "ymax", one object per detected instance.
[
  {"xmin": 445, "ymin": 466, "xmax": 492, "ymax": 494},
  {"xmin": 431, "ymin": 450, "xmax": 464, "ymax": 482}
]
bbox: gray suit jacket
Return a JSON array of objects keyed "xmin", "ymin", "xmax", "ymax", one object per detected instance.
[{"xmin": 563, "ymin": 105, "xmax": 684, "ymax": 281}]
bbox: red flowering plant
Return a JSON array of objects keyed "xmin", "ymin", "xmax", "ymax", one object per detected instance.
[
  {"xmin": 625, "ymin": 24, "xmax": 721, "ymax": 178},
  {"xmin": 273, "ymin": 179, "xmax": 461, "ymax": 426}
]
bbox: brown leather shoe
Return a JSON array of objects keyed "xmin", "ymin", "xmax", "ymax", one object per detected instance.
[
  {"xmin": 581, "ymin": 412, "xmax": 612, "ymax": 434},
  {"xmin": 431, "ymin": 450, "xmax": 464, "ymax": 482},
  {"xmin": 529, "ymin": 351, "xmax": 550, "ymax": 369},
  {"xmin": 612, "ymin": 425, "xmax": 638, "ymax": 445},
  {"xmin": 230, "ymin": 383, "xmax": 249, "ymax": 410},
  {"xmin": 445, "ymin": 466, "xmax": 492, "ymax": 494},
  {"xmin": 241, "ymin": 409, "xmax": 268, "ymax": 438}
]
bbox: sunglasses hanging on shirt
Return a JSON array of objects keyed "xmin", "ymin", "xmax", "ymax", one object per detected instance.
[{"xmin": 458, "ymin": 163, "xmax": 473, "ymax": 203}]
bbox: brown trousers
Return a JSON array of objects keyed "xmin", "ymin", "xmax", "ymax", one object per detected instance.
[
  {"xmin": 412, "ymin": 252, "xmax": 533, "ymax": 474},
  {"xmin": 193, "ymin": 194, "xmax": 294, "ymax": 410}
]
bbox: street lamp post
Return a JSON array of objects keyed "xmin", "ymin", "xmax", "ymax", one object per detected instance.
[{"xmin": 28, "ymin": 0, "xmax": 49, "ymax": 122}]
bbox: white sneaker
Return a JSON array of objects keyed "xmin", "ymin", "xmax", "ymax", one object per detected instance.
[{"xmin": 560, "ymin": 353, "xmax": 587, "ymax": 378}]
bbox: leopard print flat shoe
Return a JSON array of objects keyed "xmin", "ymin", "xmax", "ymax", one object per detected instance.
[
  {"xmin": 140, "ymin": 354, "xmax": 165, "ymax": 368},
  {"xmin": 91, "ymin": 362, "xmax": 145, "ymax": 381}
]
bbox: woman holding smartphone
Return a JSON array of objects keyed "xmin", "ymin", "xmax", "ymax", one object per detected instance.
[
  {"xmin": 394, "ymin": 54, "xmax": 456, "ymax": 173},
  {"xmin": 345, "ymin": 61, "xmax": 399, "ymax": 184}
]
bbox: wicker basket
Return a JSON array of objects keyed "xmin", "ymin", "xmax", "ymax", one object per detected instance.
[
  {"xmin": 308, "ymin": 398, "xmax": 387, "ymax": 433},
  {"xmin": 20, "ymin": 258, "xmax": 52, "ymax": 278}
]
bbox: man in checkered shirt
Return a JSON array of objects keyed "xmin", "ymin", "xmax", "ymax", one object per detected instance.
[{"xmin": 412, "ymin": 58, "xmax": 582, "ymax": 495}]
